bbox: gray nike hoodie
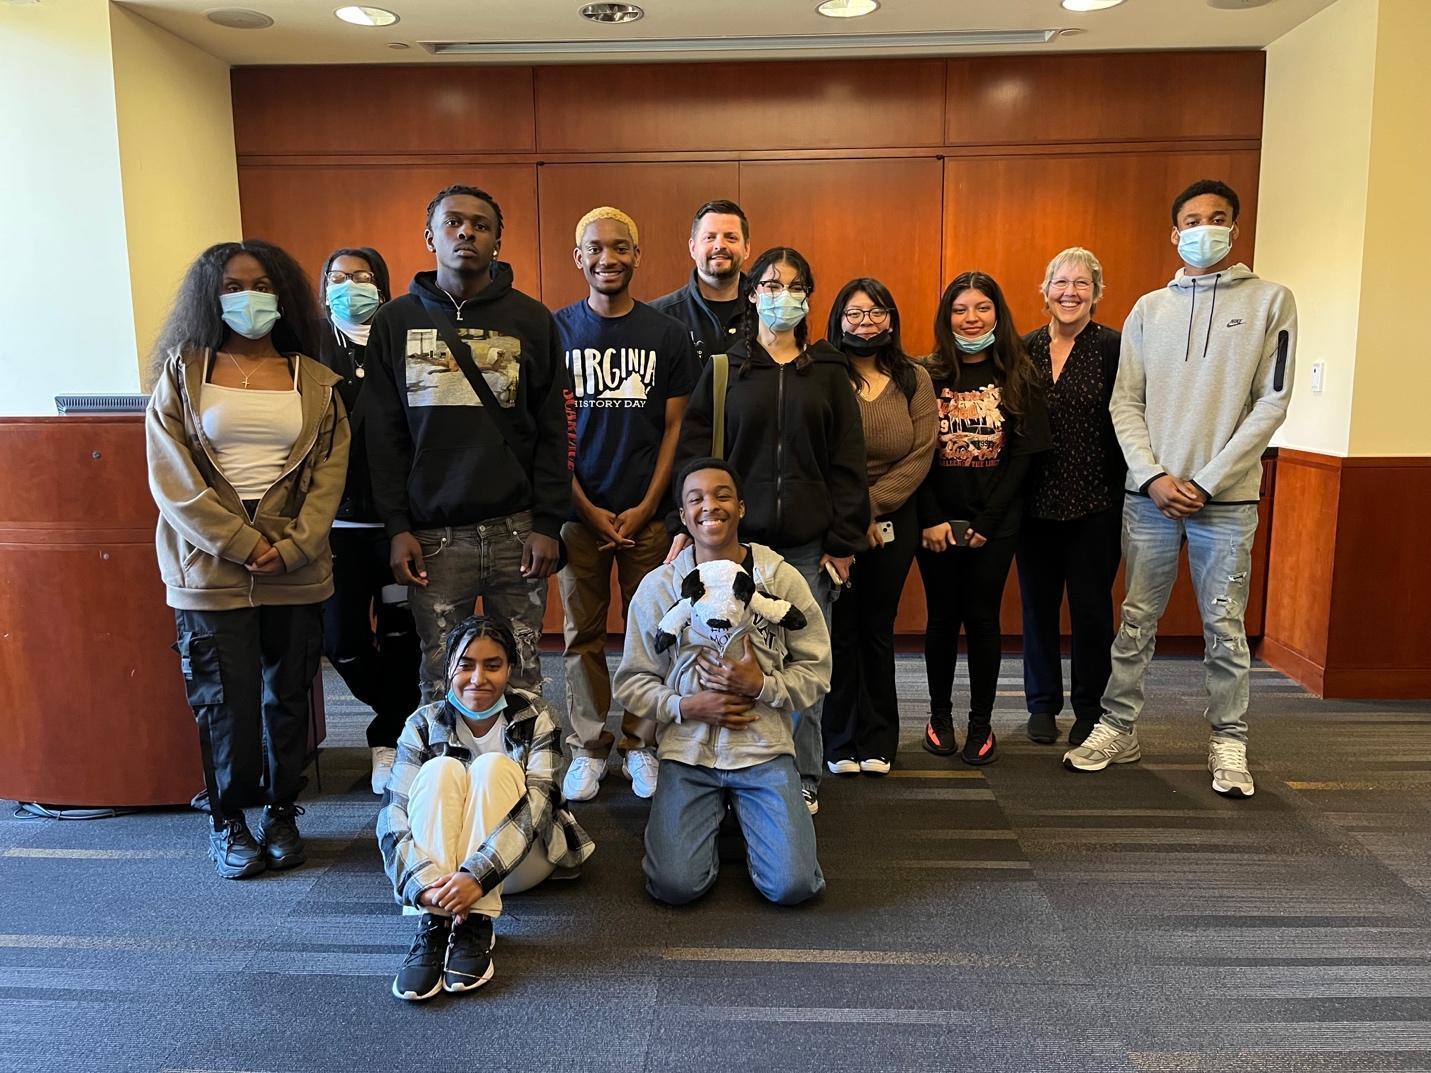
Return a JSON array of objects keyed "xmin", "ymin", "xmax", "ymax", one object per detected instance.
[{"xmin": 1111, "ymin": 262, "xmax": 1297, "ymax": 503}]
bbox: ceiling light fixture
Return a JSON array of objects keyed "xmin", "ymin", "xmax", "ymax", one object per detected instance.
[
  {"xmin": 204, "ymin": 9, "xmax": 275, "ymax": 29},
  {"xmin": 335, "ymin": 5, "xmax": 399, "ymax": 27},
  {"xmin": 1060, "ymin": 0, "xmax": 1125, "ymax": 11},
  {"xmin": 426, "ymin": 28, "xmax": 1057, "ymax": 55},
  {"xmin": 580, "ymin": 3, "xmax": 643, "ymax": 23},
  {"xmin": 817, "ymin": 0, "xmax": 880, "ymax": 17}
]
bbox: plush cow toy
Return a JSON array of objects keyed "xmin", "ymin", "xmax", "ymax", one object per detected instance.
[{"xmin": 653, "ymin": 559, "xmax": 807, "ymax": 655}]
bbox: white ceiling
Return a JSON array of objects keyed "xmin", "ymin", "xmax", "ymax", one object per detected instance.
[{"xmin": 115, "ymin": 0, "xmax": 1340, "ymax": 66}]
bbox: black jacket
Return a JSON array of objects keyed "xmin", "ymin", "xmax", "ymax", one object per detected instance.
[
  {"xmin": 674, "ymin": 338, "xmax": 870, "ymax": 556},
  {"xmin": 650, "ymin": 271, "xmax": 747, "ymax": 364},
  {"xmin": 318, "ymin": 323, "xmax": 379, "ymax": 523},
  {"xmin": 363, "ymin": 267, "xmax": 572, "ymax": 539}
]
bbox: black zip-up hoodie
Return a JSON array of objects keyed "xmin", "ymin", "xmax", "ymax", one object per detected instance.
[
  {"xmin": 363, "ymin": 266, "xmax": 573, "ymax": 539},
  {"xmin": 650, "ymin": 271, "xmax": 747, "ymax": 364},
  {"xmin": 319, "ymin": 323, "xmax": 379, "ymax": 523},
  {"xmin": 674, "ymin": 338, "xmax": 870, "ymax": 556}
]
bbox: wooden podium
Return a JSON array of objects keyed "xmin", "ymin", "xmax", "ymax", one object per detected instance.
[{"xmin": 0, "ymin": 415, "xmax": 323, "ymax": 808}]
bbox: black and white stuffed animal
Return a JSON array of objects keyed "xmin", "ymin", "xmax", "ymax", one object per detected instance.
[{"xmin": 653, "ymin": 559, "xmax": 807, "ymax": 655}]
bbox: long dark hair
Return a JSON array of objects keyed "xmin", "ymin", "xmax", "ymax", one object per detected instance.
[
  {"xmin": 738, "ymin": 246, "xmax": 814, "ymax": 375},
  {"xmin": 149, "ymin": 239, "xmax": 319, "ymax": 382},
  {"xmin": 826, "ymin": 277, "xmax": 918, "ymax": 400},
  {"xmin": 928, "ymin": 271, "xmax": 1037, "ymax": 417},
  {"xmin": 318, "ymin": 246, "xmax": 392, "ymax": 313}
]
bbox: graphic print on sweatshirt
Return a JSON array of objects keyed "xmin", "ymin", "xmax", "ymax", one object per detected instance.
[
  {"xmin": 404, "ymin": 327, "xmax": 520, "ymax": 408},
  {"xmin": 566, "ymin": 345, "xmax": 657, "ymax": 408},
  {"xmin": 935, "ymin": 384, "xmax": 1005, "ymax": 469}
]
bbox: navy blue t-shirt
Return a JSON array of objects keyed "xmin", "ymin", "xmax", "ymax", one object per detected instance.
[{"xmin": 555, "ymin": 299, "xmax": 699, "ymax": 514}]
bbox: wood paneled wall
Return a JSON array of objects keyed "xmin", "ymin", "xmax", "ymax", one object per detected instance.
[
  {"xmin": 233, "ymin": 51, "xmax": 1264, "ymax": 358},
  {"xmin": 232, "ymin": 51, "xmax": 1268, "ymax": 639}
]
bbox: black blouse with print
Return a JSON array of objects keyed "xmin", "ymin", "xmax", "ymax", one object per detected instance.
[{"xmin": 1024, "ymin": 321, "xmax": 1126, "ymax": 522}]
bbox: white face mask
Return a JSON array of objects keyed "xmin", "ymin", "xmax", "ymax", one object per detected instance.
[{"xmin": 1177, "ymin": 225, "xmax": 1233, "ymax": 269}]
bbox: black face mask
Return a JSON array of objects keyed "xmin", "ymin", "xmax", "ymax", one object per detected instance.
[{"xmin": 841, "ymin": 329, "xmax": 893, "ymax": 356}]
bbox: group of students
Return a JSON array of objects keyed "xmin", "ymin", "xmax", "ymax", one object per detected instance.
[{"xmin": 144, "ymin": 176, "xmax": 1297, "ymax": 1002}]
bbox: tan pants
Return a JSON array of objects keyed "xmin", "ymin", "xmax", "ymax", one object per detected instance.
[
  {"xmin": 406, "ymin": 754, "xmax": 553, "ymax": 918},
  {"xmin": 558, "ymin": 518, "xmax": 666, "ymax": 758}
]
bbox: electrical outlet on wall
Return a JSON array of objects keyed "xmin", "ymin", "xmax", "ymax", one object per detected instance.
[{"xmin": 1310, "ymin": 362, "xmax": 1325, "ymax": 394}]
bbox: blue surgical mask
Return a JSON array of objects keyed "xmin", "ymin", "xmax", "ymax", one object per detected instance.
[
  {"xmin": 756, "ymin": 290, "xmax": 809, "ymax": 333},
  {"xmin": 447, "ymin": 688, "xmax": 508, "ymax": 722},
  {"xmin": 326, "ymin": 280, "xmax": 381, "ymax": 324},
  {"xmin": 1177, "ymin": 224, "xmax": 1233, "ymax": 270},
  {"xmin": 953, "ymin": 328, "xmax": 996, "ymax": 354},
  {"xmin": 220, "ymin": 290, "xmax": 281, "ymax": 340}
]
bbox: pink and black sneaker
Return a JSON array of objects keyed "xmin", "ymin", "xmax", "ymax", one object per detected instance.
[{"xmin": 961, "ymin": 723, "xmax": 999, "ymax": 766}]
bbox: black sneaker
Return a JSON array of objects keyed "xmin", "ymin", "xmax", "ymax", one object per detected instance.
[
  {"xmin": 801, "ymin": 784, "xmax": 820, "ymax": 816},
  {"xmin": 922, "ymin": 718, "xmax": 959, "ymax": 757},
  {"xmin": 393, "ymin": 913, "xmax": 450, "ymax": 1002},
  {"xmin": 1026, "ymin": 712, "xmax": 1059, "ymax": 744},
  {"xmin": 444, "ymin": 913, "xmax": 495, "ymax": 993},
  {"xmin": 208, "ymin": 816, "xmax": 265, "ymax": 880},
  {"xmin": 1068, "ymin": 717, "xmax": 1098, "ymax": 748},
  {"xmin": 962, "ymin": 723, "xmax": 999, "ymax": 766},
  {"xmin": 256, "ymin": 803, "xmax": 306, "ymax": 870}
]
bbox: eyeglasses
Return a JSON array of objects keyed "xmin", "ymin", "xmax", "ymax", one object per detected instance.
[
  {"xmin": 1048, "ymin": 278, "xmax": 1093, "ymax": 293},
  {"xmin": 754, "ymin": 280, "xmax": 811, "ymax": 299},
  {"xmin": 843, "ymin": 307, "xmax": 890, "ymax": 325},
  {"xmin": 327, "ymin": 270, "xmax": 376, "ymax": 284}
]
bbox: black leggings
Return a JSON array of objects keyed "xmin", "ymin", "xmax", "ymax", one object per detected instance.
[
  {"xmin": 321, "ymin": 526, "xmax": 421, "ymax": 748},
  {"xmin": 917, "ymin": 534, "xmax": 1018, "ymax": 727}
]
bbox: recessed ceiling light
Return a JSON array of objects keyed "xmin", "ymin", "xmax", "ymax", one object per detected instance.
[
  {"xmin": 205, "ymin": 8, "xmax": 275, "ymax": 29},
  {"xmin": 387, "ymin": 41, "xmax": 410, "ymax": 49},
  {"xmin": 1060, "ymin": 0, "xmax": 1124, "ymax": 11},
  {"xmin": 580, "ymin": 3, "xmax": 643, "ymax": 23},
  {"xmin": 817, "ymin": 0, "xmax": 880, "ymax": 17},
  {"xmin": 1208, "ymin": 0, "xmax": 1274, "ymax": 8},
  {"xmin": 335, "ymin": 5, "xmax": 399, "ymax": 27}
]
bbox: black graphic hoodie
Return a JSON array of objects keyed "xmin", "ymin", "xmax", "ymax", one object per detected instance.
[
  {"xmin": 674, "ymin": 338, "xmax": 870, "ymax": 556},
  {"xmin": 363, "ymin": 266, "xmax": 573, "ymax": 539}
]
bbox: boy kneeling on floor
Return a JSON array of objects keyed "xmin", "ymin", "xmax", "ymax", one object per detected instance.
[
  {"xmin": 614, "ymin": 457, "xmax": 829, "ymax": 906},
  {"xmin": 377, "ymin": 617, "xmax": 594, "ymax": 1001}
]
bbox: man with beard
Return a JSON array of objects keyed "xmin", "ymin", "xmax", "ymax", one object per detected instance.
[
  {"xmin": 554, "ymin": 207, "xmax": 699, "ymax": 803},
  {"xmin": 651, "ymin": 200, "xmax": 750, "ymax": 364}
]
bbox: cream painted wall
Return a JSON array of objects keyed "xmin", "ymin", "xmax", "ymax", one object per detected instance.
[
  {"xmin": 1347, "ymin": 0, "xmax": 1431, "ymax": 456},
  {"xmin": 110, "ymin": 7, "xmax": 241, "ymax": 387},
  {"xmin": 0, "ymin": 0, "xmax": 138, "ymax": 414},
  {"xmin": 1256, "ymin": 0, "xmax": 1378, "ymax": 456}
]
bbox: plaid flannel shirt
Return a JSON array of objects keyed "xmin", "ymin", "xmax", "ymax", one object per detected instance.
[{"xmin": 376, "ymin": 688, "xmax": 594, "ymax": 907}]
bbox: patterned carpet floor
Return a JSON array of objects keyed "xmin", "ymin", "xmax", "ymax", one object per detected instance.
[{"xmin": 3, "ymin": 654, "xmax": 1431, "ymax": 1072}]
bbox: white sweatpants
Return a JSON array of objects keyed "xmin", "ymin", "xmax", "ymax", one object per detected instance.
[{"xmin": 405, "ymin": 753, "xmax": 554, "ymax": 918}]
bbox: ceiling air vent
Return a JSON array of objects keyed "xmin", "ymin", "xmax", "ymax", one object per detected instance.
[{"xmin": 422, "ymin": 28, "xmax": 1059, "ymax": 56}]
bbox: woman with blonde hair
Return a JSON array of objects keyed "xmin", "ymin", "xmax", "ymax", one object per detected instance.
[{"xmin": 1016, "ymin": 247, "xmax": 1125, "ymax": 748}]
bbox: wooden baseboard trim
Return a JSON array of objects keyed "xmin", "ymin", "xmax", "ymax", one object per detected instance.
[{"xmin": 1257, "ymin": 636, "xmax": 1326, "ymax": 697}]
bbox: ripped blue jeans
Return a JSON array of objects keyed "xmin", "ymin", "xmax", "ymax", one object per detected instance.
[{"xmin": 1102, "ymin": 496, "xmax": 1259, "ymax": 742}]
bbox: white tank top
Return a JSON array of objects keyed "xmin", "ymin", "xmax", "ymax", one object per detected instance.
[{"xmin": 199, "ymin": 359, "xmax": 304, "ymax": 501}]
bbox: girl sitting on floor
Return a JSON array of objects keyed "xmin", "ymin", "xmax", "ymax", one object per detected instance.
[{"xmin": 376, "ymin": 616, "xmax": 594, "ymax": 1002}]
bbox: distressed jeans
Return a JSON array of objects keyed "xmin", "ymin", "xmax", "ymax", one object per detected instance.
[
  {"xmin": 1102, "ymin": 495, "xmax": 1259, "ymax": 742},
  {"xmin": 408, "ymin": 511, "xmax": 548, "ymax": 702}
]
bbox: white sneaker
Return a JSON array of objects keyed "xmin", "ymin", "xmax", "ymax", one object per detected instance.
[
  {"xmin": 1062, "ymin": 722, "xmax": 1141, "ymax": 772},
  {"xmin": 826, "ymin": 758, "xmax": 860, "ymax": 776},
  {"xmin": 622, "ymin": 749, "xmax": 659, "ymax": 799},
  {"xmin": 371, "ymin": 746, "xmax": 398, "ymax": 795},
  {"xmin": 563, "ymin": 756, "xmax": 606, "ymax": 802},
  {"xmin": 1209, "ymin": 739, "xmax": 1255, "ymax": 798},
  {"xmin": 859, "ymin": 757, "xmax": 892, "ymax": 776}
]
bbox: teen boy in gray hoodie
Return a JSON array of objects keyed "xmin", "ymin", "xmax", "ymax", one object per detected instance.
[
  {"xmin": 614, "ymin": 458, "xmax": 830, "ymax": 906},
  {"xmin": 1064, "ymin": 179, "xmax": 1297, "ymax": 799}
]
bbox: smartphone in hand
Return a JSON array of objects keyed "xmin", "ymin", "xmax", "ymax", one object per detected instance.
[{"xmin": 949, "ymin": 520, "xmax": 973, "ymax": 547}]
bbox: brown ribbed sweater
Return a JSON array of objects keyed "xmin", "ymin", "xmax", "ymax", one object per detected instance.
[{"xmin": 857, "ymin": 362, "xmax": 938, "ymax": 518}]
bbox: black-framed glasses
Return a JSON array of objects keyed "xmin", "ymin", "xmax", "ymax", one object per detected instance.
[
  {"xmin": 327, "ymin": 270, "xmax": 376, "ymax": 284},
  {"xmin": 843, "ymin": 307, "xmax": 891, "ymax": 324},
  {"xmin": 754, "ymin": 280, "xmax": 811, "ymax": 299}
]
